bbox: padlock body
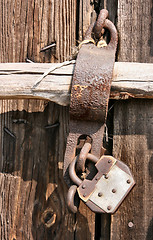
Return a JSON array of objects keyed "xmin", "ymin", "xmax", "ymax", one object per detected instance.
[{"xmin": 77, "ymin": 156, "xmax": 135, "ymax": 213}]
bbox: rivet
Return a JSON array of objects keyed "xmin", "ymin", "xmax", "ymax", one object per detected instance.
[
  {"xmin": 107, "ymin": 206, "xmax": 111, "ymax": 211},
  {"xmin": 108, "ymin": 160, "xmax": 112, "ymax": 163},
  {"xmin": 127, "ymin": 179, "xmax": 131, "ymax": 184},
  {"xmin": 98, "ymin": 192, "xmax": 103, "ymax": 197},
  {"xmin": 128, "ymin": 222, "xmax": 134, "ymax": 228},
  {"xmin": 83, "ymin": 193, "xmax": 87, "ymax": 197},
  {"xmin": 82, "ymin": 184, "xmax": 86, "ymax": 189},
  {"xmin": 112, "ymin": 189, "xmax": 116, "ymax": 193},
  {"xmin": 103, "ymin": 174, "xmax": 108, "ymax": 179}
]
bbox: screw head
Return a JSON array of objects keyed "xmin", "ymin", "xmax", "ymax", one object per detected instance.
[
  {"xmin": 128, "ymin": 222, "xmax": 134, "ymax": 228},
  {"xmin": 98, "ymin": 192, "xmax": 103, "ymax": 197},
  {"xmin": 83, "ymin": 193, "xmax": 87, "ymax": 197},
  {"xmin": 107, "ymin": 206, "xmax": 112, "ymax": 211},
  {"xmin": 127, "ymin": 179, "xmax": 131, "ymax": 184},
  {"xmin": 108, "ymin": 159, "xmax": 112, "ymax": 163},
  {"xmin": 112, "ymin": 189, "xmax": 116, "ymax": 193},
  {"xmin": 82, "ymin": 184, "xmax": 86, "ymax": 189}
]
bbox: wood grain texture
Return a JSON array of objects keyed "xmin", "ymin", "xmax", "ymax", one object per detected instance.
[
  {"xmin": 0, "ymin": 0, "xmax": 76, "ymax": 63},
  {"xmin": 112, "ymin": 99, "xmax": 153, "ymax": 240},
  {"xmin": 0, "ymin": 99, "xmax": 76, "ymax": 240},
  {"xmin": 117, "ymin": 0, "xmax": 153, "ymax": 62},
  {"xmin": 111, "ymin": 0, "xmax": 153, "ymax": 239},
  {"xmin": 0, "ymin": 0, "xmax": 93, "ymax": 239},
  {"xmin": 0, "ymin": 62, "xmax": 153, "ymax": 106},
  {"xmin": 77, "ymin": 0, "xmax": 97, "ymax": 42},
  {"xmin": 99, "ymin": 0, "xmax": 118, "ymax": 25}
]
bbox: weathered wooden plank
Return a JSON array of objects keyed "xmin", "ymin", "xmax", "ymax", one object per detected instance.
[
  {"xmin": 112, "ymin": 99, "xmax": 153, "ymax": 240},
  {"xmin": 0, "ymin": 62, "xmax": 153, "ymax": 106},
  {"xmin": 0, "ymin": 0, "xmax": 76, "ymax": 63},
  {"xmin": 0, "ymin": 0, "xmax": 79, "ymax": 239},
  {"xmin": 111, "ymin": 0, "xmax": 153, "ymax": 239},
  {"xmin": 0, "ymin": 99, "xmax": 75, "ymax": 240},
  {"xmin": 117, "ymin": 0, "xmax": 153, "ymax": 63},
  {"xmin": 77, "ymin": 0, "xmax": 96, "ymax": 42}
]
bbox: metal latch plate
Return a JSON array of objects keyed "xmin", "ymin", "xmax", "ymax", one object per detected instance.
[{"xmin": 89, "ymin": 164, "xmax": 135, "ymax": 213}]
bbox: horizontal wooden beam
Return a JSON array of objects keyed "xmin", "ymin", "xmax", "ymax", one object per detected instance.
[{"xmin": 0, "ymin": 61, "xmax": 153, "ymax": 106}]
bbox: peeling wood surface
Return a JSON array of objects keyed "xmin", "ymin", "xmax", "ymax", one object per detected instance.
[{"xmin": 0, "ymin": 62, "xmax": 153, "ymax": 105}]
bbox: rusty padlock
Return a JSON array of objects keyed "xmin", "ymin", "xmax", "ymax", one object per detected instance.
[
  {"xmin": 68, "ymin": 154, "xmax": 135, "ymax": 214},
  {"xmin": 65, "ymin": 9, "xmax": 135, "ymax": 214}
]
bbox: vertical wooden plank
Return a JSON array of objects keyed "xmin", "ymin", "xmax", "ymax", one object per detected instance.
[
  {"xmin": 112, "ymin": 99, "xmax": 153, "ymax": 240},
  {"xmin": 99, "ymin": 0, "xmax": 118, "ymax": 24},
  {"xmin": 117, "ymin": 0, "xmax": 153, "ymax": 62},
  {"xmin": 78, "ymin": 0, "xmax": 96, "ymax": 42},
  {"xmin": 0, "ymin": 100, "xmax": 76, "ymax": 240},
  {"xmin": 0, "ymin": 0, "xmax": 78, "ymax": 239},
  {"xmin": 111, "ymin": 0, "xmax": 153, "ymax": 239},
  {"xmin": 75, "ymin": 202, "xmax": 96, "ymax": 240},
  {"xmin": 0, "ymin": 0, "xmax": 76, "ymax": 63}
]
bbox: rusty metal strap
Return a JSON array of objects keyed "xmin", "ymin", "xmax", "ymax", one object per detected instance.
[
  {"xmin": 64, "ymin": 9, "xmax": 118, "ymax": 186},
  {"xmin": 70, "ymin": 16, "xmax": 118, "ymax": 122}
]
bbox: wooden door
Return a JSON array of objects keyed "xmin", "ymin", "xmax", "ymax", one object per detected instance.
[{"xmin": 0, "ymin": 0, "xmax": 153, "ymax": 239}]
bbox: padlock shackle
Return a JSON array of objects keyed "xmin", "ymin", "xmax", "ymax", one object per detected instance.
[
  {"xmin": 69, "ymin": 156, "xmax": 82, "ymax": 186},
  {"xmin": 69, "ymin": 154, "xmax": 99, "ymax": 186},
  {"xmin": 103, "ymin": 19, "xmax": 118, "ymax": 49},
  {"xmin": 67, "ymin": 185, "xmax": 80, "ymax": 213}
]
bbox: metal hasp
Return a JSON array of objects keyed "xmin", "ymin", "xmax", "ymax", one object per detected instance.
[
  {"xmin": 64, "ymin": 9, "xmax": 118, "ymax": 186},
  {"xmin": 64, "ymin": 10, "xmax": 136, "ymax": 214}
]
